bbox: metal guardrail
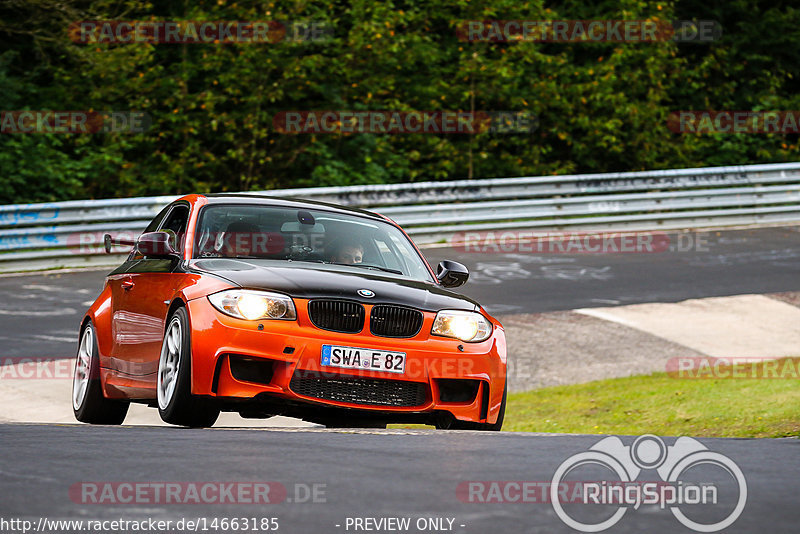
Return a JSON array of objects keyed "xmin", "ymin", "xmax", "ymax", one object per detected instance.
[{"xmin": 1, "ymin": 161, "xmax": 800, "ymax": 272}]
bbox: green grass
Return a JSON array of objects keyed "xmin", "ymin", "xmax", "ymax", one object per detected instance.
[{"xmin": 505, "ymin": 358, "xmax": 800, "ymax": 438}]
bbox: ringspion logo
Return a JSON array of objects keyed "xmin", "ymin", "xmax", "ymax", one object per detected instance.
[{"xmin": 551, "ymin": 435, "xmax": 746, "ymax": 532}]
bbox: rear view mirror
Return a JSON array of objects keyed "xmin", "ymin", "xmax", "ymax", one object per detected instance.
[{"xmin": 436, "ymin": 260, "xmax": 469, "ymax": 288}]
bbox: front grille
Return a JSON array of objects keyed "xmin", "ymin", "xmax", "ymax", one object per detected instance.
[
  {"xmin": 370, "ymin": 305, "xmax": 424, "ymax": 338},
  {"xmin": 308, "ymin": 300, "xmax": 365, "ymax": 333},
  {"xmin": 289, "ymin": 372, "xmax": 427, "ymax": 407}
]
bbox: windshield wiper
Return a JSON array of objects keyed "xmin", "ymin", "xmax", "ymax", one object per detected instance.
[
  {"xmin": 329, "ymin": 262, "xmax": 403, "ymax": 275},
  {"xmin": 287, "ymin": 259, "xmax": 403, "ymax": 275}
]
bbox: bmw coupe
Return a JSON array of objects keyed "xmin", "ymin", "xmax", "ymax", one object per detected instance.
[{"xmin": 72, "ymin": 195, "xmax": 507, "ymax": 429}]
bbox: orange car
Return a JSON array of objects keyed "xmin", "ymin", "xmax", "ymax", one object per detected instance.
[{"xmin": 72, "ymin": 195, "xmax": 507, "ymax": 429}]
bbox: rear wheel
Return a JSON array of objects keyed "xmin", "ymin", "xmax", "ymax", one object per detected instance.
[
  {"xmin": 72, "ymin": 322, "xmax": 129, "ymax": 424},
  {"xmin": 157, "ymin": 307, "xmax": 219, "ymax": 427}
]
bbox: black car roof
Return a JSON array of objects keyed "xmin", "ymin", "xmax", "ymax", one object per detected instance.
[{"xmin": 202, "ymin": 193, "xmax": 387, "ymax": 221}]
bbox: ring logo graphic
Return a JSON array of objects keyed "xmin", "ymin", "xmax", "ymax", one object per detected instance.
[{"xmin": 550, "ymin": 434, "xmax": 747, "ymax": 532}]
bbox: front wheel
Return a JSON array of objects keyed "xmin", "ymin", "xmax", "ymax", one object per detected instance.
[
  {"xmin": 72, "ymin": 322, "xmax": 129, "ymax": 424},
  {"xmin": 157, "ymin": 307, "xmax": 219, "ymax": 427}
]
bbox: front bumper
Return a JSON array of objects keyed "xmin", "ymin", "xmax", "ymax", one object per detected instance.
[{"xmin": 187, "ymin": 297, "xmax": 507, "ymax": 425}]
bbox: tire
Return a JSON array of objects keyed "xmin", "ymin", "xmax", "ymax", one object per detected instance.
[
  {"xmin": 436, "ymin": 383, "xmax": 506, "ymax": 431},
  {"xmin": 72, "ymin": 321, "xmax": 129, "ymax": 425},
  {"xmin": 157, "ymin": 307, "xmax": 220, "ymax": 427}
]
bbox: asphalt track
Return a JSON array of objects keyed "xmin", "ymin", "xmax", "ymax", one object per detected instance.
[
  {"xmin": 1, "ymin": 226, "xmax": 799, "ymax": 533},
  {"xmin": 1, "ymin": 424, "xmax": 797, "ymax": 533},
  {"xmin": 424, "ymin": 225, "xmax": 800, "ymax": 315}
]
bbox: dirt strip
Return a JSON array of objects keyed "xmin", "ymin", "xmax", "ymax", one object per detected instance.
[
  {"xmin": 500, "ymin": 291, "xmax": 800, "ymax": 393},
  {"xmin": 500, "ymin": 311, "xmax": 705, "ymax": 392}
]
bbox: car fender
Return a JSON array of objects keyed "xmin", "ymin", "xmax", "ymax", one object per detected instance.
[
  {"xmin": 161, "ymin": 274, "xmax": 235, "ymax": 393},
  {"xmin": 83, "ymin": 282, "xmax": 114, "ymax": 368}
]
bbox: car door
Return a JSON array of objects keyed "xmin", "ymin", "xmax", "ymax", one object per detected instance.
[
  {"xmin": 109, "ymin": 202, "xmax": 190, "ymax": 380},
  {"xmin": 105, "ymin": 205, "xmax": 168, "ymax": 374}
]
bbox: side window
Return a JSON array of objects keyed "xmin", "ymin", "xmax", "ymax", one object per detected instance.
[
  {"xmin": 159, "ymin": 205, "xmax": 190, "ymax": 250},
  {"xmin": 144, "ymin": 205, "xmax": 171, "ymax": 233}
]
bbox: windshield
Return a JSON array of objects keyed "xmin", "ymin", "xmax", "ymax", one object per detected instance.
[{"xmin": 193, "ymin": 204, "xmax": 434, "ymax": 282}]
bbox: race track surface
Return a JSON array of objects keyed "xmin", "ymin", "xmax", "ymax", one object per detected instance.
[
  {"xmin": 1, "ymin": 424, "xmax": 796, "ymax": 533},
  {"xmin": 425, "ymin": 226, "xmax": 800, "ymax": 315}
]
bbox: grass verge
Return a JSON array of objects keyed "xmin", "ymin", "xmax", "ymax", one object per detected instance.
[{"xmin": 505, "ymin": 357, "xmax": 800, "ymax": 437}]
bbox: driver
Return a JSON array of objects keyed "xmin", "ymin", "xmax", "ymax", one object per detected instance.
[
  {"xmin": 330, "ymin": 239, "xmax": 364, "ymax": 264},
  {"xmin": 220, "ymin": 221, "xmax": 261, "ymax": 257}
]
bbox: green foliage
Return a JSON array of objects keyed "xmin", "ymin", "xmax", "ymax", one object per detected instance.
[{"xmin": 0, "ymin": 0, "xmax": 798, "ymax": 203}]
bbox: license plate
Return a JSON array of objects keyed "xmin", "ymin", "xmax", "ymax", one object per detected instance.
[{"xmin": 321, "ymin": 344, "xmax": 406, "ymax": 374}]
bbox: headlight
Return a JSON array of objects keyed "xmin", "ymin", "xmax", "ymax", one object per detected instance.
[
  {"xmin": 208, "ymin": 289, "xmax": 296, "ymax": 321},
  {"xmin": 431, "ymin": 310, "xmax": 492, "ymax": 342}
]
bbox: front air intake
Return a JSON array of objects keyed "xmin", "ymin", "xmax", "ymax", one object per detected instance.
[{"xmin": 289, "ymin": 371, "xmax": 428, "ymax": 407}]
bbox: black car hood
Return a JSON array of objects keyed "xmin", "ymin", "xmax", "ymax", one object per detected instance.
[{"xmin": 188, "ymin": 258, "xmax": 479, "ymax": 312}]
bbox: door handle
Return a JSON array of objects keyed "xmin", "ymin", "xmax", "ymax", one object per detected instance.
[{"xmin": 121, "ymin": 278, "xmax": 135, "ymax": 290}]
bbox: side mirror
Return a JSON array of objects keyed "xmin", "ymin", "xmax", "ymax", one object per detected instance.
[
  {"xmin": 103, "ymin": 234, "xmax": 135, "ymax": 254},
  {"xmin": 436, "ymin": 260, "xmax": 469, "ymax": 288},
  {"xmin": 136, "ymin": 231, "xmax": 179, "ymax": 258}
]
